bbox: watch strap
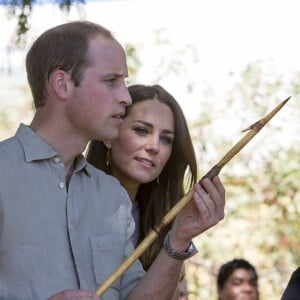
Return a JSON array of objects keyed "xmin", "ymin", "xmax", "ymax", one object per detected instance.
[{"xmin": 163, "ymin": 231, "xmax": 198, "ymax": 260}]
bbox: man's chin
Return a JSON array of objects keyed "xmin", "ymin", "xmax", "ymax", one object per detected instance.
[{"xmin": 103, "ymin": 128, "xmax": 120, "ymax": 141}]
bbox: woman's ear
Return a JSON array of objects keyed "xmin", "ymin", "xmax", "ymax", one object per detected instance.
[{"xmin": 103, "ymin": 140, "xmax": 112, "ymax": 149}]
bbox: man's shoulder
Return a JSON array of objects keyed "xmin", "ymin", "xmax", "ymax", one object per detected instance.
[
  {"xmin": 86, "ymin": 162, "xmax": 113, "ymax": 178},
  {"xmin": 86, "ymin": 162, "xmax": 124, "ymax": 189},
  {"xmin": 0, "ymin": 124, "xmax": 24, "ymax": 156},
  {"xmin": 85, "ymin": 162, "xmax": 131, "ymax": 206},
  {"xmin": 0, "ymin": 135, "xmax": 19, "ymax": 156}
]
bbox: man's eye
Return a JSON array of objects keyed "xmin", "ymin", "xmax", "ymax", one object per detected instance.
[
  {"xmin": 105, "ymin": 78, "xmax": 116, "ymax": 84},
  {"xmin": 250, "ymin": 280, "xmax": 258, "ymax": 287},
  {"xmin": 231, "ymin": 279, "xmax": 243, "ymax": 286}
]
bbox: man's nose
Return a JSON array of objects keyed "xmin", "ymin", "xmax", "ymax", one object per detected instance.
[
  {"xmin": 119, "ymin": 84, "xmax": 132, "ymax": 106},
  {"xmin": 242, "ymin": 282, "xmax": 256, "ymax": 292}
]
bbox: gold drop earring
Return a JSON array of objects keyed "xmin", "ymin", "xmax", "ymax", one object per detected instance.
[{"xmin": 106, "ymin": 149, "xmax": 111, "ymax": 166}]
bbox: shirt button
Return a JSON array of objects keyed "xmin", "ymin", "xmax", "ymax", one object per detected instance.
[
  {"xmin": 54, "ymin": 157, "xmax": 60, "ymax": 163},
  {"xmin": 59, "ymin": 182, "xmax": 65, "ymax": 189},
  {"xmin": 69, "ymin": 225, "xmax": 74, "ymax": 230}
]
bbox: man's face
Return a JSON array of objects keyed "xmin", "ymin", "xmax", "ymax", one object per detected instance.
[
  {"xmin": 218, "ymin": 268, "xmax": 259, "ymax": 300},
  {"xmin": 67, "ymin": 36, "xmax": 132, "ymax": 142}
]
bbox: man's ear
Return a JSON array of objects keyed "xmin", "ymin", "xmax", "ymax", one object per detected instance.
[
  {"xmin": 50, "ymin": 69, "xmax": 71, "ymax": 99},
  {"xmin": 103, "ymin": 140, "xmax": 112, "ymax": 149}
]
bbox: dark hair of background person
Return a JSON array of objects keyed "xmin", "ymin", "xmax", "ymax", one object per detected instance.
[
  {"xmin": 86, "ymin": 84, "xmax": 198, "ymax": 270},
  {"xmin": 217, "ymin": 258, "xmax": 258, "ymax": 291},
  {"xmin": 26, "ymin": 21, "xmax": 114, "ymax": 108}
]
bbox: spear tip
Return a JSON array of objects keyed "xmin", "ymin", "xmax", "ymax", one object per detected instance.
[
  {"xmin": 241, "ymin": 96, "xmax": 291, "ymax": 133},
  {"xmin": 263, "ymin": 96, "xmax": 291, "ymax": 123},
  {"xmin": 283, "ymin": 96, "xmax": 292, "ymax": 103}
]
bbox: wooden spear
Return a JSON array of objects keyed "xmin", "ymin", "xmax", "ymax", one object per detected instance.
[{"xmin": 96, "ymin": 97, "xmax": 291, "ymax": 297}]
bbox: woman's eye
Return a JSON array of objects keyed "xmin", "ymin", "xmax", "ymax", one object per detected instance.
[
  {"xmin": 133, "ymin": 127, "xmax": 148, "ymax": 135},
  {"xmin": 160, "ymin": 136, "xmax": 173, "ymax": 145}
]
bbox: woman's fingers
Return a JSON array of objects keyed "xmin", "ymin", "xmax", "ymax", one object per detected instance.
[{"xmin": 193, "ymin": 177, "xmax": 225, "ymax": 223}]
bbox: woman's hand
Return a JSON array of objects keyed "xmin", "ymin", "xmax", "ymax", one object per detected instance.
[{"xmin": 170, "ymin": 176, "xmax": 225, "ymax": 251}]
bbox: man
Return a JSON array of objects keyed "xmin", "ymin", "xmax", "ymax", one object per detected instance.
[
  {"xmin": 217, "ymin": 259, "xmax": 259, "ymax": 300},
  {"xmin": 0, "ymin": 21, "xmax": 225, "ymax": 299}
]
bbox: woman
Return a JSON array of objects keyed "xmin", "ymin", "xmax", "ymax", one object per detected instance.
[{"xmin": 86, "ymin": 84, "xmax": 197, "ymax": 272}]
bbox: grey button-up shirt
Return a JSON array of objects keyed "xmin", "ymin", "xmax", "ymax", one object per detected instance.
[{"xmin": 0, "ymin": 124, "xmax": 144, "ymax": 300}]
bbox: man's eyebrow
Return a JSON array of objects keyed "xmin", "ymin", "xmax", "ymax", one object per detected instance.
[
  {"xmin": 104, "ymin": 71, "xmax": 128, "ymax": 78},
  {"xmin": 133, "ymin": 120, "xmax": 175, "ymax": 135}
]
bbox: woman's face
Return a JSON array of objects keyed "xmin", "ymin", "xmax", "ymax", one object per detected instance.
[{"xmin": 110, "ymin": 99, "xmax": 175, "ymax": 192}]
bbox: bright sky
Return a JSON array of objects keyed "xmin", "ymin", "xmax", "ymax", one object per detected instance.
[
  {"xmin": 83, "ymin": 0, "xmax": 300, "ymax": 79},
  {"xmin": 0, "ymin": 0, "xmax": 299, "ymax": 121},
  {"xmin": 2, "ymin": 0, "xmax": 300, "ymax": 72}
]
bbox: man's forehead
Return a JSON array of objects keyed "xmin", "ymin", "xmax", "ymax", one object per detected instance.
[
  {"xmin": 85, "ymin": 37, "xmax": 127, "ymax": 75},
  {"xmin": 86, "ymin": 35, "xmax": 121, "ymax": 56},
  {"xmin": 230, "ymin": 268, "xmax": 256, "ymax": 280}
]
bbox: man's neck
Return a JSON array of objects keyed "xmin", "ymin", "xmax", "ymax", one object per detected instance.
[{"xmin": 30, "ymin": 114, "xmax": 88, "ymax": 185}]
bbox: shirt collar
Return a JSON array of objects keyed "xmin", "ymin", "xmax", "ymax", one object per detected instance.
[
  {"xmin": 15, "ymin": 123, "xmax": 90, "ymax": 176},
  {"xmin": 15, "ymin": 123, "xmax": 58, "ymax": 162}
]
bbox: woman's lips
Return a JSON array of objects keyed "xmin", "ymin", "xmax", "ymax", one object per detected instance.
[{"xmin": 135, "ymin": 157, "xmax": 155, "ymax": 167}]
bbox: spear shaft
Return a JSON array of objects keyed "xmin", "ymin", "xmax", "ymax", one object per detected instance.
[
  {"xmin": 96, "ymin": 97, "xmax": 290, "ymax": 297},
  {"xmin": 202, "ymin": 96, "xmax": 291, "ymax": 180}
]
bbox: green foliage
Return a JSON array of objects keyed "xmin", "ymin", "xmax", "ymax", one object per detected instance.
[
  {"xmin": 0, "ymin": 84, "xmax": 33, "ymax": 138},
  {"xmin": 185, "ymin": 61, "xmax": 300, "ymax": 299},
  {"xmin": 125, "ymin": 43, "xmax": 141, "ymax": 85},
  {"xmin": 2, "ymin": 0, "xmax": 85, "ymax": 46}
]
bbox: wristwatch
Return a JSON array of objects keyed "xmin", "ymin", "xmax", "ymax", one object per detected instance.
[{"xmin": 163, "ymin": 231, "xmax": 198, "ymax": 260}]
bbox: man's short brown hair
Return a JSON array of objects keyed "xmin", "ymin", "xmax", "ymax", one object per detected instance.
[{"xmin": 26, "ymin": 21, "xmax": 114, "ymax": 108}]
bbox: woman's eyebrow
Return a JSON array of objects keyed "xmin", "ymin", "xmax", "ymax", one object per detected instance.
[
  {"xmin": 133, "ymin": 120, "xmax": 152, "ymax": 127},
  {"xmin": 133, "ymin": 120, "xmax": 174, "ymax": 134}
]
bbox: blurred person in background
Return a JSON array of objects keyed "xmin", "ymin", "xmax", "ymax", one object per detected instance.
[
  {"xmin": 281, "ymin": 267, "xmax": 300, "ymax": 300},
  {"xmin": 217, "ymin": 258, "xmax": 259, "ymax": 300}
]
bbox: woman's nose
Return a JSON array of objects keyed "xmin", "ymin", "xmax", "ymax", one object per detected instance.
[{"xmin": 145, "ymin": 136, "xmax": 160, "ymax": 153}]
